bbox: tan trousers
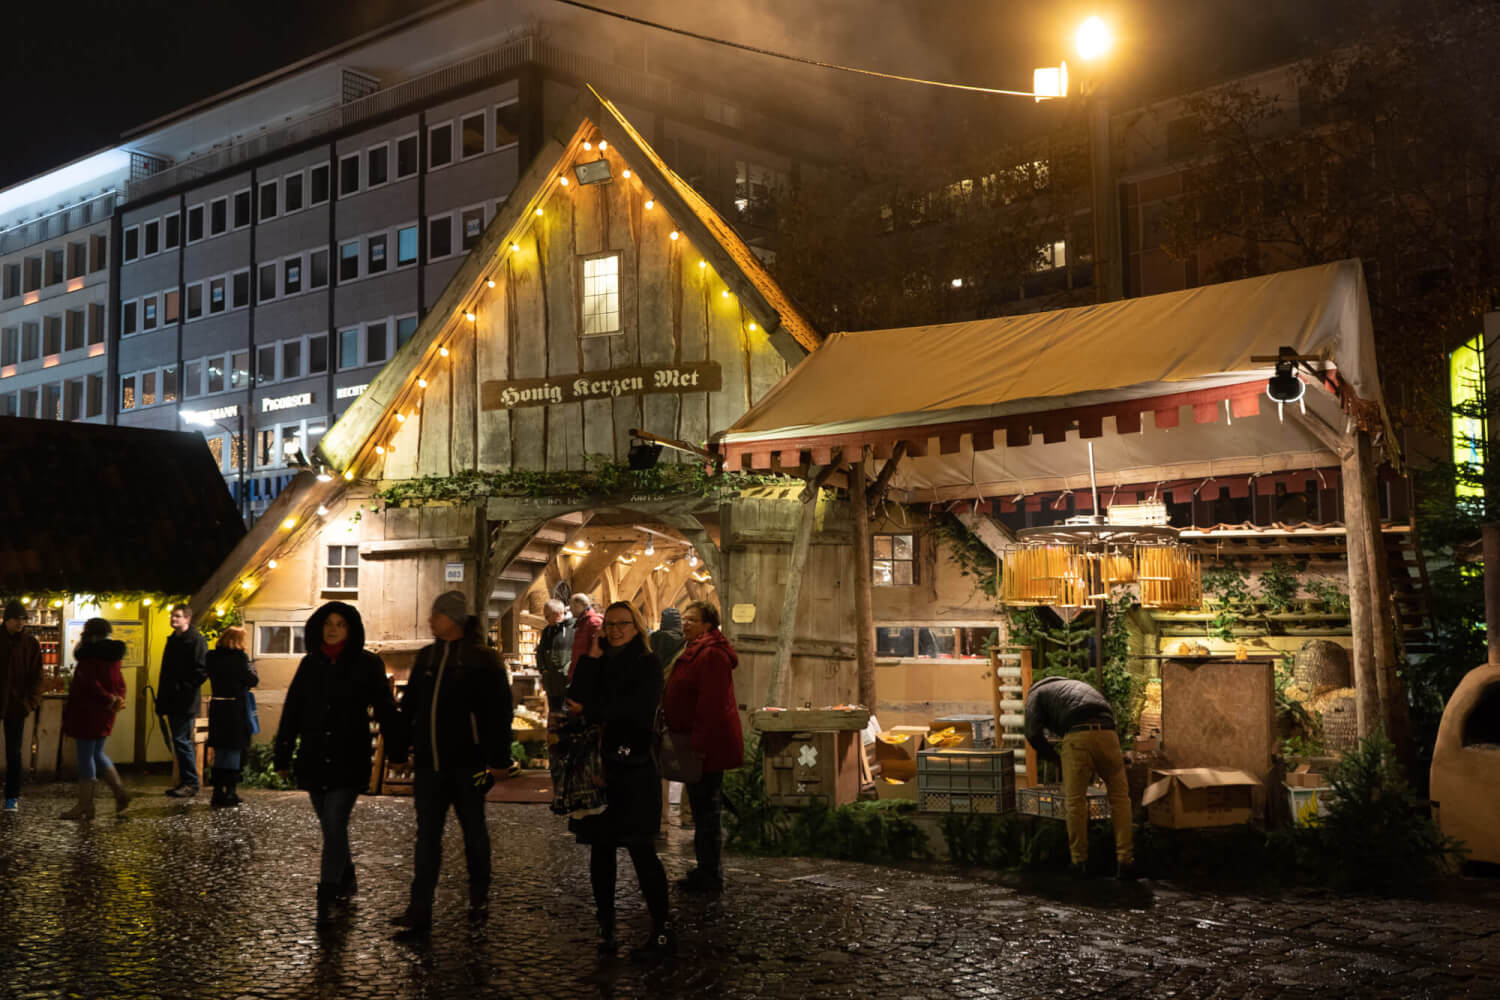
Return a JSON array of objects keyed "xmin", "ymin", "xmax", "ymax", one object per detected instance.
[{"xmin": 1058, "ymin": 728, "xmax": 1133, "ymax": 865}]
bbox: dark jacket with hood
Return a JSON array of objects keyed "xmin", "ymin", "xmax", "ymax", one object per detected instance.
[
  {"xmin": 206, "ymin": 647, "xmax": 259, "ymax": 752},
  {"xmin": 567, "ymin": 632, "xmax": 662, "ymax": 846},
  {"xmin": 662, "ymin": 627, "xmax": 744, "ymax": 772},
  {"xmin": 1023, "ymin": 676, "xmax": 1116, "ymax": 763},
  {"xmin": 0, "ymin": 626, "xmax": 44, "ymax": 719},
  {"xmin": 274, "ymin": 602, "xmax": 403, "ymax": 791},
  {"xmin": 649, "ymin": 608, "xmax": 687, "ymax": 671},
  {"xmin": 158, "ymin": 626, "xmax": 208, "ymax": 717},
  {"xmin": 63, "ymin": 639, "xmax": 127, "ymax": 740},
  {"xmin": 537, "ymin": 612, "xmax": 575, "ymax": 701},
  {"xmin": 398, "ymin": 617, "xmax": 513, "ymax": 772}
]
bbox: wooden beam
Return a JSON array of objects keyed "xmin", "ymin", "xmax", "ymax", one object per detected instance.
[
  {"xmin": 764, "ymin": 487, "xmax": 819, "ymax": 708},
  {"xmin": 1340, "ymin": 440, "xmax": 1380, "ymax": 739},
  {"xmin": 652, "ymin": 514, "xmax": 724, "ymax": 591},
  {"xmin": 865, "ymin": 442, "xmax": 908, "ymax": 508},
  {"xmin": 1354, "ymin": 430, "xmax": 1412, "ymax": 764},
  {"xmin": 799, "ymin": 454, "xmax": 842, "ymax": 503},
  {"xmin": 564, "ymin": 542, "xmax": 637, "ymax": 603},
  {"xmin": 955, "ymin": 512, "xmax": 1015, "ymax": 557},
  {"xmin": 848, "ymin": 451, "xmax": 877, "ymax": 710},
  {"xmin": 628, "ymin": 427, "xmax": 718, "ymax": 464},
  {"xmin": 481, "ymin": 517, "xmax": 547, "ymax": 628},
  {"xmin": 359, "ymin": 536, "xmax": 471, "ymax": 556}
]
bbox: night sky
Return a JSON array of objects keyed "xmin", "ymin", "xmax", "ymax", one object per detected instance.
[{"xmin": 0, "ymin": 0, "xmax": 1363, "ymax": 191}]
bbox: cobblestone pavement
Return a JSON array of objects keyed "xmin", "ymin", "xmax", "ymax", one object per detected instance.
[{"xmin": 1, "ymin": 779, "xmax": 1498, "ymax": 999}]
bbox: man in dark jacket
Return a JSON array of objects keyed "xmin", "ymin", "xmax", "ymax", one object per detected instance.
[
  {"xmin": 1, "ymin": 600, "xmax": 44, "ymax": 811},
  {"xmin": 536, "ymin": 598, "xmax": 574, "ymax": 711},
  {"xmin": 1024, "ymin": 675, "xmax": 1135, "ymax": 879},
  {"xmin": 650, "ymin": 608, "xmax": 687, "ymax": 671},
  {"xmin": 159, "ymin": 606, "xmax": 208, "ymax": 797},
  {"xmin": 390, "ymin": 591, "xmax": 516, "ymax": 937}
]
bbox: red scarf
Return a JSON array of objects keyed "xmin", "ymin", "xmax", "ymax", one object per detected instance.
[{"xmin": 320, "ymin": 641, "xmax": 346, "ymax": 660}]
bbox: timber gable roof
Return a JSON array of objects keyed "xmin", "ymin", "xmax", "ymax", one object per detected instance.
[{"xmin": 319, "ymin": 85, "xmax": 820, "ymax": 475}]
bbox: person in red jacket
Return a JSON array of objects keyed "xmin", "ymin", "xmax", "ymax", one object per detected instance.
[
  {"xmin": 567, "ymin": 593, "xmax": 603, "ymax": 682},
  {"xmin": 60, "ymin": 618, "xmax": 131, "ymax": 820},
  {"xmin": 661, "ymin": 600, "xmax": 743, "ymax": 893}
]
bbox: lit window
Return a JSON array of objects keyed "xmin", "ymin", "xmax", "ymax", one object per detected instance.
[
  {"xmin": 256, "ymin": 624, "xmax": 306, "ymax": 657},
  {"xmin": 581, "ymin": 254, "xmax": 620, "ymax": 335},
  {"xmin": 873, "ymin": 533, "xmax": 915, "ymax": 586},
  {"xmin": 326, "ymin": 545, "xmax": 359, "ymax": 593}
]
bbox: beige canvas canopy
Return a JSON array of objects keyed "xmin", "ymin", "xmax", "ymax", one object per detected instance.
[{"xmin": 715, "ymin": 260, "xmax": 1386, "ymax": 502}]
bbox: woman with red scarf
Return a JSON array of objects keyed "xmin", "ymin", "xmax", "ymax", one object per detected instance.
[{"xmin": 661, "ymin": 601, "xmax": 743, "ymax": 893}]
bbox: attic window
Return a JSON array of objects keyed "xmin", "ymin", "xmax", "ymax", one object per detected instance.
[{"xmin": 581, "ymin": 254, "xmax": 621, "ymax": 336}]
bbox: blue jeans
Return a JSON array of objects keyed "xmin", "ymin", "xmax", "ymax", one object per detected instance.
[
  {"xmin": 410, "ymin": 768, "xmax": 491, "ymax": 906},
  {"xmin": 308, "ymin": 787, "xmax": 360, "ymax": 888},
  {"xmin": 168, "ymin": 713, "xmax": 198, "ymax": 789},
  {"xmin": 215, "ymin": 748, "xmax": 242, "ymax": 770},
  {"xmin": 74, "ymin": 738, "xmax": 112, "ymax": 781}
]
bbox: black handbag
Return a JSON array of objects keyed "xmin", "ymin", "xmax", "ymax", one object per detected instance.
[{"xmin": 658, "ymin": 728, "xmax": 702, "ymax": 783}]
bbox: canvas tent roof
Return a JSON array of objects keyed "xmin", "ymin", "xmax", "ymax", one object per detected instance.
[{"xmin": 715, "ymin": 261, "xmax": 1385, "ymax": 502}]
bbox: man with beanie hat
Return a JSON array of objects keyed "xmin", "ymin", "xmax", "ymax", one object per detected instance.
[
  {"xmin": 1, "ymin": 600, "xmax": 44, "ymax": 811},
  {"xmin": 389, "ymin": 591, "xmax": 517, "ymax": 938}
]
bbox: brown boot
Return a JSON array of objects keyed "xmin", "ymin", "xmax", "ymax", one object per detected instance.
[
  {"xmin": 99, "ymin": 763, "xmax": 132, "ymax": 814},
  {"xmin": 59, "ymin": 780, "xmax": 96, "ymax": 821}
]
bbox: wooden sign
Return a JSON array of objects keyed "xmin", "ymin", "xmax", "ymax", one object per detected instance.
[{"xmin": 481, "ymin": 362, "xmax": 722, "ymax": 411}]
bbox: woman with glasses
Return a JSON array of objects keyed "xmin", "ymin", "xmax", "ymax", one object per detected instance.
[{"xmin": 565, "ymin": 600, "xmax": 673, "ymax": 961}]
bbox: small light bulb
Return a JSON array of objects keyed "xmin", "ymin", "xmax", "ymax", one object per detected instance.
[
  {"xmin": 698, "ymin": 260, "xmax": 707, "ymax": 270},
  {"xmin": 317, "ymin": 505, "xmax": 329, "ymax": 516},
  {"xmin": 582, "ymin": 141, "xmax": 592, "ymax": 151},
  {"xmin": 343, "ymin": 470, "xmax": 355, "ymax": 481},
  {"xmin": 375, "ymin": 445, "xmax": 385, "ymax": 455},
  {"xmin": 669, "ymin": 231, "xmax": 679, "ymax": 241},
  {"xmin": 511, "ymin": 242, "xmax": 521, "ymax": 252},
  {"xmin": 215, "ymin": 606, "xmax": 225, "ymax": 617},
  {"xmin": 487, "ymin": 279, "xmax": 496, "ymax": 288},
  {"xmin": 112, "ymin": 601, "xmax": 123, "ymax": 609},
  {"xmin": 282, "ymin": 517, "xmax": 296, "ymax": 530},
  {"xmin": 396, "ymin": 412, "xmax": 406, "ymax": 422},
  {"xmin": 418, "ymin": 377, "xmax": 428, "ymax": 388},
  {"xmin": 241, "ymin": 580, "xmax": 253, "ymax": 590},
  {"xmin": 644, "ymin": 199, "xmax": 654, "ymax": 210},
  {"xmin": 748, "ymin": 321, "xmax": 757, "ymax": 331},
  {"xmin": 439, "ymin": 346, "xmax": 450, "ymax": 357},
  {"xmin": 598, "ymin": 140, "xmax": 607, "ymax": 150},
  {"xmin": 622, "ymin": 168, "xmax": 631, "ymax": 179},
  {"xmin": 142, "ymin": 598, "xmax": 152, "ymax": 607},
  {"xmin": 645, "ymin": 539, "xmax": 654, "ymax": 555},
  {"xmin": 559, "ymin": 176, "xmax": 569, "ymax": 187},
  {"xmin": 268, "ymin": 559, "xmax": 278, "ymax": 569},
  {"xmin": 464, "ymin": 312, "xmax": 476, "ymax": 323},
  {"xmin": 534, "ymin": 207, "xmax": 544, "ymax": 217},
  {"xmin": 721, "ymin": 289, "xmax": 730, "ymax": 299}
]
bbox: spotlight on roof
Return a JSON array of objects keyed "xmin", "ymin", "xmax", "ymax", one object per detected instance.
[
  {"xmin": 627, "ymin": 437, "xmax": 663, "ymax": 470},
  {"xmin": 1265, "ymin": 347, "xmax": 1307, "ymax": 404},
  {"xmin": 573, "ymin": 159, "xmax": 613, "ymax": 186}
]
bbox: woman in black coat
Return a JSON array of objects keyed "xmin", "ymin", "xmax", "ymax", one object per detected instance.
[
  {"xmin": 205, "ymin": 626, "xmax": 258, "ymax": 808},
  {"xmin": 566, "ymin": 600, "xmax": 673, "ymax": 961},
  {"xmin": 273, "ymin": 601, "xmax": 403, "ymax": 927}
]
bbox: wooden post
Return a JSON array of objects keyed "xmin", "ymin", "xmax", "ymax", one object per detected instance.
[
  {"xmin": 1354, "ymin": 432, "xmax": 1412, "ymax": 762},
  {"xmin": 849, "ymin": 451, "xmax": 877, "ymax": 712},
  {"xmin": 1341, "ymin": 442, "xmax": 1381, "ymax": 738},
  {"xmin": 1485, "ymin": 523, "xmax": 1500, "ymax": 666},
  {"xmin": 764, "ymin": 484, "xmax": 820, "ymax": 708}
]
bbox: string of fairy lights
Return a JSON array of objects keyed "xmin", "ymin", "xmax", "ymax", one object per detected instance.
[{"xmin": 221, "ymin": 129, "xmax": 755, "ymax": 609}]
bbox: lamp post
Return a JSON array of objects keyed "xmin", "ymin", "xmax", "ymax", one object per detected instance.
[{"xmin": 183, "ymin": 407, "xmax": 247, "ymax": 523}]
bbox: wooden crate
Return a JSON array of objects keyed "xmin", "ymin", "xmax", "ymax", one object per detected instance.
[
  {"xmin": 762, "ymin": 729, "xmax": 862, "ymax": 808},
  {"xmin": 752, "ymin": 708, "xmax": 870, "ymax": 732}
]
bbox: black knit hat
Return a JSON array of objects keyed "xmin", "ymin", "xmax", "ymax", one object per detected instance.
[{"xmin": 3, "ymin": 600, "xmax": 26, "ymax": 622}]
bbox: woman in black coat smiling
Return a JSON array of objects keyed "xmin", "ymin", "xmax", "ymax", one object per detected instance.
[
  {"xmin": 274, "ymin": 601, "xmax": 404, "ymax": 926},
  {"xmin": 566, "ymin": 600, "xmax": 673, "ymax": 961}
]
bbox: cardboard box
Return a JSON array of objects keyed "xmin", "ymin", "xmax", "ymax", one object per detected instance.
[
  {"xmin": 1284, "ymin": 762, "xmax": 1327, "ymax": 788},
  {"xmin": 876, "ymin": 776, "xmax": 919, "ymax": 801},
  {"xmin": 1142, "ymin": 768, "xmax": 1261, "ymax": 829},
  {"xmin": 875, "ymin": 726, "xmax": 928, "ymax": 780}
]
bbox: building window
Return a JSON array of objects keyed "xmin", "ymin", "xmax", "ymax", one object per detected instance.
[
  {"xmin": 64, "ymin": 379, "xmax": 83, "ymax": 421},
  {"xmin": 309, "ymin": 334, "xmax": 328, "ymax": 375},
  {"xmin": 581, "ymin": 254, "xmax": 621, "ymax": 335},
  {"xmin": 161, "ymin": 365, "xmax": 177, "ymax": 402},
  {"xmin": 233, "ymin": 190, "xmax": 252, "ymax": 229},
  {"xmin": 183, "ymin": 359, "xmax": 201, "ymax": 399},
  {"xmin": 123, "ymin": 226, "xmax": 140, "ymax": 262},
  {"xmin": 338, "ymin": 327, "xmax": 359, "ymax": 370},
  {"xmin": 231, "ymin": 270, "xmax": 250, "ymax": 308},
  {"xmin": 367, "ymin": 145, "xmax": 388, "ymax": 187},
  {"xmin": 255, "ymin": 624, "xmax": 306, "ymax": 657},
  {"xmin": 284, "ymin": 172, "xmax": 304, "ymax": 213},
  {"xmin": 310, "ymin": 163, "xmax": 330, "ymax": 205},
  {"xmin": 0, "ymin": 393, "xmax": 15, "ymax": 417},
  {"xmin": 164, "ymin": 289, "xmax": 180, "ymax": 324},
  {"xmin": 282, "ymin": 340, "xmax": 302, "ymax": 379},
  {"xmin": 121, "ymin": 302, "xmax": 137, "ymax": 336},
  {"xmin": 259, "ymin": 263, "xmax": 278, "ymax": 302},
  {"xmin": 65, "ymin": 310, "xmax": 83, "ymax": 351},
  {"xmin": 3, "ymin": 264, "xmax": 19, "ymax": 298},
  {"xmin": 309, "ymin": 249, "xmax": 329, "ymax": 289},
  {"xmin": 259, "ymin": 180, "xmax": 278, "ymax": 221},
  {"xmin": 428, "ymin": 216, "xmax": 452, "ymax": 259},
  {"xmin": 396, "ymin": 225, "xmax": 418, "ymax": 266},
  {"xmin": 339, "ymin": 240, "xmax": 360, "ymax": 281},
  {"xmin": 141, "ymin": 370, "xmax": 157, "ymax": 406},
  {"xmin": 325, "ymin": 545, "xmax": 359, "ymax": 592},
  {"xmin": 231, "ymin": 351, "xmax": 250, "ymax": 388},
  {"xmin": 19, "ymin": 388, "xmax": 37, "ymax": 418},
  {"xmin": 141, "ymin": 296, "xmax": 157, "ymax": 331},
  {"xmin": 257, "ymin": 345, "xmax": 276, "ymax": 384},
  {"xmin": 0, "ymin": 327, "xmax": 16, "ymax": 365},
  {"xmin": 366, "ymin": 321, "xmax": 389, "ymax": 365},
  {"xmin": 872, "ymin": 533, "xmax": 915, "ymax": 586},
  {"xmin": 429, "ymin": 122, "xmax": 453, "ymax": 169},
  {"xmin": 461, "ymin": 207, "xmax": 485, "ymax": 250},
  {"xmin": 209, "ymin": 278, "xmax": 226, "ymax": 313},
  {"xmin": 187, "ymin": 204, "xmax": 204, "ymax": 243},
  {"xmin": 367, "ymin": 234, "xmax": 387, "ymax": 274},
  {"xmin": 461, "ymin": 112, "xmax": 486, "ymax": 158},
  {"xmin": 88, "ymin": 303, "xmax": 105, "ymax": 345},
  {"xmin": 210, "ymin": 197, "xmax": 228, "ymax": 236},
  {"xmin": 120, "ymin": 374, "xmax": 136, "ymax": 411},
  {"xmin": 339, "ymin": 153, "xmax": 360, "ymax": 197},
  {"xmin": 42, "ymin": 316, "xmax": 61, "ymax": 356},
  {"xmin": 40, "ymin": 384, "xmax": 60, "ymax": 420},
  {"xmin": 143, "ymin": 219, "xmax": 159, "ymax": 256},
  {"xmin": 494, "ymin": 100, "xmax": 521, "ymax": 149},
  {"xmin": 67, "ymin": 242, "xmax": 86, "ymax": 279},
  {"xmin": 23, "ymin": 256, "xmax": 40, "ymax": 292},
  {"xmin": 86, "ymin": 374, "xmax": 103, "ymax": 418},
  {"xmin": 186, "ymin": 283, "xmax": 203, "ymax": 320},
  {"xmin": 206, "ymin": 356, "xmax": 225, "ymax": 394},
  {"xmin": 284, "ymin": 256, "xmax": 302, "ymax": 295},
  {"xmin": 164, "ymin": 213, "xmax": 181, "ymax": 249},
  {"xmin": 396, "ymin": 134, "xmax": 418, "ymax": 178},
  {"xmin": 396, "ymin": 315, "xmax": 418, "ymax": 348},
  {"xmin": 90, "ymin": 235, "xmax": 108, "ymax": 272}
]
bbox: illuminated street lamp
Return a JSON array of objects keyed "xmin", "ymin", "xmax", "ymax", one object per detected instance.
[{"xmin": 1075, "ymin": 16, "xmax": 1113, "ymax": 62}]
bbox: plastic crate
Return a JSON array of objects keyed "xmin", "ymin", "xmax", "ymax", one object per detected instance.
[
  {"xmin": 917, "ymin": 749, "xmax": 1016, "ymax": 794},
  {"xmin": 1017, "ymin": 784, "xmax": 1111, "ymax": 821},
  {"xmin": 919, "ymin": 789, "xmax": 1010, "ymax": 814}
]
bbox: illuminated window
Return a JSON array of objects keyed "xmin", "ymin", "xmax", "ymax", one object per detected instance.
[
  {"xmin": 581, "ymin": 254, "xmax": 620, "ymax": 335},
  {"xmin": 873, "ymin": 533, "xmax": 916, "ymax": 586},
  {"xmin": 140, "ymin": 370, "xmax": 156, "ymax": 407},
  {"xmin": 256, "ymin": 624, "xmax": 306, "ymax": 657},
  {"xmin": 1452, "ymin": 334, "xmax": 1486, "ymax": 500},
  {"xmin": 325, "ymin": 545, "xmax": 359, "ymax": 593},
  {"xmin": 120, "ymin": 374, "xmax": 135, "ymax": 411}
]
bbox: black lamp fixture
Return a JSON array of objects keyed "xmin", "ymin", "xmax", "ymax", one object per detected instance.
[
  {"xmin": 1265, "ymin": 347, "xmax": 1306, "ymax": 404},
  {"xmin": 628, "ymin": 437, "xmax": 663, "ymax": 470}
]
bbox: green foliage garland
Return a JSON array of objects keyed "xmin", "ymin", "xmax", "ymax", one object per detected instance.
[{"xmin": 373, "ymin": 460, "xmax": 794, "ymax": 509}]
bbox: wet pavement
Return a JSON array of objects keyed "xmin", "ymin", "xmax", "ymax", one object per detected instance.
[{"xmin": 1, "ymin": 778, "xmax": 1498, "ymax": 999}]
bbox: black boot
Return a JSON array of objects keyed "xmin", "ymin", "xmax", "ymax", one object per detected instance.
[
  {"xmin": 630, "ymin": 920, "xmax": 676, "ymax": 963},
  {"xmin": 224, "ymin": 781, "xmax": 241, "ymax": 806},
  {"xmin": 336, "ymin": 864, "xmax": 357, "ymax": 902},
  {"xmin": 389, "ymin": 904, "xmax": 432, "ymax": 941},
  {"xmin": 597, "ymin": 908, "xmax": 616, "ymax": 954},
  {"xmin": 316, "ymin": 884, "xmax": 338, "ymax": 927}
]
